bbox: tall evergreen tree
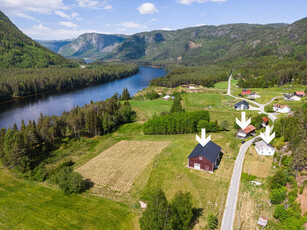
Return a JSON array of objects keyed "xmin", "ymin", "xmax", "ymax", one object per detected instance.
[
  {"xmin": 121, "ymin": 88, "xmax": 131, "ymax": 100},
  {"xmin": 169, "ymin": 191, "xmax": 193, "ymax": 230},
  {"xmin": 139, "ymin": 188, "xmax": 169, "ymax": 230},
  {"xmin": 170, "ymin": 95, "xmax": 183, "ymax": 113}
]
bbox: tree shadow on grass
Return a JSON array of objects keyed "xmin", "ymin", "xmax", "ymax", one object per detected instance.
[
  {"xmin": 81, "ymin": 178, "xmax": 95, "ymax": 192},
  {"xmin": 189, "ymin": 208, "xmax": 203, "ymax": 229}
]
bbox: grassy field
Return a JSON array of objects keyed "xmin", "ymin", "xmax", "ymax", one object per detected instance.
[
  {"xmin": 76, "ymin": 140, "xmax": 169, "ymax": 194},
  {"xmin": 242, "ymin": 147, "xmax": 273, "ymax": 178},
  {"xmin": 214, "ymin": 80, "xmax": 238, "ymax": 89},
  {"xmin": 130, "ymin": 99, "xmax": 172, "ymax": 119},
  {"xmin": 0, "ymin": 166, "xmax": 137, "ymax": 230}
]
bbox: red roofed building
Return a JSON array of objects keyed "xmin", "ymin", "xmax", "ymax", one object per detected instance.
[
  {"xmin": 237, "ymin": 125, "xmax": 256, "ymax": 139},
  {"xmin": 262, "ymin": 117, "xmax": 269, "ymax": 127},
  {"xmin": 294, "ymin": 91, "xmax": 306, "ymax": 97},
  {"xmin": 242, "ymin": 89, "xmax": 252, "ymax": 95}
]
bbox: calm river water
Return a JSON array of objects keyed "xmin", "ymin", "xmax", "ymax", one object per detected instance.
[{"xmin": 0, "ymin": 67, "xmax": 166, "ymax": 128}]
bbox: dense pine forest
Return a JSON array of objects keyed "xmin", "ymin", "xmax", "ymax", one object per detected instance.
[
  {"xmin": 0, "ymin": 64, "xmax": 139, "ymax": 103},
  {"xmin": 0, "ymin": 94, "xmax": 134, "ymax": 183}
]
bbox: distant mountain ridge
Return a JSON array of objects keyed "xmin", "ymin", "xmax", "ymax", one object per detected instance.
[
  {"xmin": 35, "ymin": 39, "xmax": 74, "ymax": 53},
  {"xmin": 57, "ymin": 33, "xmax": 127, "ymax": 59},
  {"xmin": 103, "ymin": 18, "xmax": 306, "ymax": 64},
  {"xmin": 0, "ymin": 10, "xmax": 75, "ymax": 68}
]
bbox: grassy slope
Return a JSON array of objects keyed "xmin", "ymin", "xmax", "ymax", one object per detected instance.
[{"xmin": 0, "ymin": 166, "xmax": 137, "ymax": 230}]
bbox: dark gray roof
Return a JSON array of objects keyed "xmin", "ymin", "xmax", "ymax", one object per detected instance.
[
  {"xmin": 234, "ymin": 100, "xmax": 249, "ymax": 108},
  {"xmin": 187, "ymin": 141, "xmax": 222, "ymax": 163}
]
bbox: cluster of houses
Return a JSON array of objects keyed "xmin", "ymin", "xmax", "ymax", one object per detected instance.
[
  {"xmin": 241, "ymin": 89, "xmax": 261, "ymax": 99},
  {"xmin": 186, "ymin": 91, "xmax": 307, "ymax": 173}
]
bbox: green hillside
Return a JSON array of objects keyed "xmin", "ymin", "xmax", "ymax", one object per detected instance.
[
  {"xmin": 0, "ymin": 10, "xmax": 76, "ymax": 68},
  {"xmin": 104, "ymin": 18, "xmax": 307, "ymax": 64}
]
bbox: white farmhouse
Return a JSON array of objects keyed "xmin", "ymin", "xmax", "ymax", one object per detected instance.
[
  {"xmin": 255, "ymin": 140, "xmax": 275, "ymax": 156},
  {"xmin": 283, "ymin": 94, "xmax": 301, "ymax": 101},
  {"xmin": 163, "ymin": 95, "xmax": 171, "ymax": 100},
  {"xmin": 273, "ymin": 104, "xmax": 291, "ymax": 113}
]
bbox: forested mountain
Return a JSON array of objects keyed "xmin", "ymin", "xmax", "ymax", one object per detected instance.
[
  {"xmin": 36, "ymin": 39, "xmax": 73, "ymax": 53},
  {"xmin": 58, "ymin": 33, "xmax": 127, "ymax": 59},
  {"xmin": 103, "ymin": 18, "xmax": 306, "ymax": 64},
  {"xmin": 0, "ymin": 10, "xmax": 76, "ymax": 68}
]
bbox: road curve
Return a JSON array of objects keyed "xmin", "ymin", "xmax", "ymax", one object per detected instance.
[
  {"xmin": 226, "ymin": 75, "xmax": 280, "ymax": 121},
  {"xmin": 221, "ymin": 137, "xmax": 257, "ymax": 230}
]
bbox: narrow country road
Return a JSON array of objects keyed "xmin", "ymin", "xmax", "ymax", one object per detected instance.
[
  {"xmin": 220, "ymin": 137, "xmax": 257, "ymax": 230},
  {"xmin": 221, "ymin": 75, "xmax": 279, "ymax": 229}
]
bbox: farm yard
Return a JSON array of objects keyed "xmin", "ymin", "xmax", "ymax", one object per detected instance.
[{"xmin": 76, "ymin": 140, "xmax": 169, "ymax": 194}]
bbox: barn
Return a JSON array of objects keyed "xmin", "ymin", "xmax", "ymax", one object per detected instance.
[{"xmin": 187, "ymin": 141, "xmax": 222, "ymax": 172}]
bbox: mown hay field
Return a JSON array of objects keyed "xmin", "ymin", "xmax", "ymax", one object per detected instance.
[{"xmin": 76, "ymin": 140, "xmax": 169, "ymax": 194}]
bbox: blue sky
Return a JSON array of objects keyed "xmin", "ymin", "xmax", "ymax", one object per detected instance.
[{"xmin": 0, "ymin": 0, "xmax": 306, "ymax": 40}]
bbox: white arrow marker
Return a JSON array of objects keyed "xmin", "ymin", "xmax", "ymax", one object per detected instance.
[
  {"xmin": 196, "ymin": 129, "xmax": 211, "ymax": 147},
  {"xmin": 236, "ymin": 112, "xmax": 251, "ymax": 130},
  {"xmin": 260, "ymin": 125, "xmax": 275, "ymax": 144}
]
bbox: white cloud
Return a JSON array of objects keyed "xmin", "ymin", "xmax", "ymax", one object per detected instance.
[
  {"xmin": 24, "ymin": 27, "xmax": 111, "ymax": 39},
  {"xmin": 75, "ymin": 0, "xmax": 111, "ymax": 9},
  {"xmin": 104, "ymin": 5, "xmax": 112, "ymax": 10},
  {"xmin": 59, "ymin": 21, "xmax": 78, "ymax": 29},
  {"xmin": 33, "ymin": 23, "xmax": 51, "ymax": 30},
  {"xmin": 137, "ymin": 3, "xmax": 158, "ymax": 14},
  {"xmin": 149, "ymin": 18, "xmax": 157, "ymax": 23},
  {"xmin": 16, "ymin": 12, "xmax": 37, "ymax": 21},
  {"xmin": 118, "ymin": 21, "xmax": 146, "ymax": 29},
  {"xmin": 0, "ymin": 0, "xmax": 66, "ymax": 14},
  {"xmin": 76, "ymin": 0, "xmax": 100, "ymax": 8},
  {"xmin": 161, "ymin": 27, "xmax": 172, "ymax": 31},
  {"xmin": 71, "ymin": 12, "xmax": 82, "ymax": 20},
  {"xmin": 195, "ymin": 23, "xmax": 206, "ymax": 26},
  {"xmin": 55, "ymin": 10, "xmax": 70, "ymax": 19},
  {"xmin": 55, "ymin": 11, "xmax": 82, "ymax": 20},
  {"xmin": 177, "ymin": 0, "xmax": 226, "ymax": 5}
]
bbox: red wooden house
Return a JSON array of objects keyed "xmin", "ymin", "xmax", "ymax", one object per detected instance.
[
  {"xmin": 242, "ymin": 89, "xmax": 251, "ymax": 95},
  {"xmin": 294, "ymin": 91, "xmax": 306, "ymax": 97},
  {"xmin": 187, "ymin": 141, "xmax": 222, "ymax": 172}
]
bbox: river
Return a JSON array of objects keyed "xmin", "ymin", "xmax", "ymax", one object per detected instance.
[{"xmin": 0, "ymin": 67, "xmax": 166, "ymax": 128}]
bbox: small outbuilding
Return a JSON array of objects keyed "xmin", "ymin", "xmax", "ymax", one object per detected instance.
[
  {"xmin": 262, "ymin": 117, "xmax": 269, "ymax": 127},
  {"xmin": 163, "ymin": 95, "xmax": 171, "ymax": 100},
  {"xmin": 187, "ymin": 141, "xmax": 222, "ymax": 173},
  {"xmin": 237, "ymin": 125, "xmax": 256, "ymax": 139},
  {"xmin": 255, "ymin": 140, "xmax": 275, "ymax": 156},
  {"xmin": 257, "ymin": 217, "xmax": 268, "ymax": 228},
  {"xmin": 234, "ymin": 100, "xmax": 249, "ymax": 110}
]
